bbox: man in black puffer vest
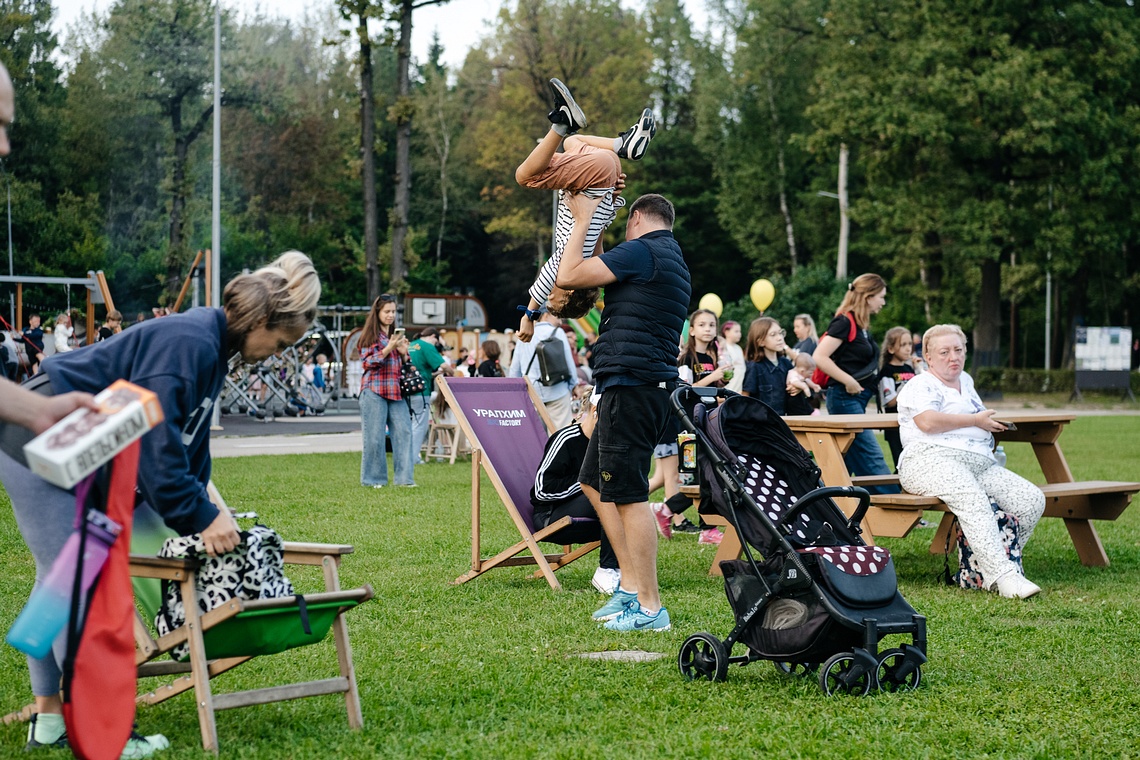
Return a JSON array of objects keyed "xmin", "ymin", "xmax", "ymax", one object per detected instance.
[{"xmin": 556, "ymin": 192, "xmax": 691, "ymax": 632}]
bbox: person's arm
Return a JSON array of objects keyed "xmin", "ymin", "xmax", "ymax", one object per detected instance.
[
  {"xmin": 556, "ymin": 193, "xmax": 618, "ymax": 290},
  {"xmin": 913, "ymin": 407, "xmax": 1006, "ymax": 435},
  {"xmin": 813, "ymin": 335, "xmax": 862, "ymax": 395},
  {"xmin": 0, "ymin": 378, "xmax": 98, "ymax": 434}
]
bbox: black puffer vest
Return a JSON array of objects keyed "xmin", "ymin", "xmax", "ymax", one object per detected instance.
[{"xmin": 592, "ymin": 230, "xmax": 691, "ymax": 385}]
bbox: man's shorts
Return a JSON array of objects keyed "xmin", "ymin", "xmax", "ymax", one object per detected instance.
[{"xmin": 579, "ymin": 383, "xmax": 672, "ymax": 505}]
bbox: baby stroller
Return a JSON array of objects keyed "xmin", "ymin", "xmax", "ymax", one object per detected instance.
[{"xmin": 673, "ymin": 387, "xmax": 927, "ymax": 696}]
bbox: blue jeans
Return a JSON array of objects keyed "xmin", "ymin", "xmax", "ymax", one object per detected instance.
[
  {"xmin": 409, "ymin": 393, "xmax": 431, "ymax": 464},
  {"xmin": 360, "ymin": 390, "xmax": 415, "ymax": 486},
  {"xmin": 825, "ymin": 385, "xmax": 898, "ymax": 493}
]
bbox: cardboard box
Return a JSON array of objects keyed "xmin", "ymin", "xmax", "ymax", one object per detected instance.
[{"xmin": 24, "ymin": 380, "xmax": 165, "ymax": 488}]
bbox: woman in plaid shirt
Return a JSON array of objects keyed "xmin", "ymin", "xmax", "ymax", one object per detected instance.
[{"xmin": 360, "ymin": 294, "xmax": 415, "ymax": 488}]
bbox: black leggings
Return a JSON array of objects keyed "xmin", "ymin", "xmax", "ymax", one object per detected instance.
[{"xmin": 534, "ymin": 493, "xmax": 617, "ymax": 570}]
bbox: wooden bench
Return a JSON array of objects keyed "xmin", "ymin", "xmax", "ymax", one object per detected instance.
[{"xmin": 863, "ymin": 477, "xmax": 1140, "ymax": 566}]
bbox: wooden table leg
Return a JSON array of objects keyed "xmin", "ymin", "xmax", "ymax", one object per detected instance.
[
  {"xmin": 702, "ymin": 513, "xmax": 743, "ymax": 576},
  {"xmin": 1063, "ymin": 518, "xmax": 1110, "ymax": 567}
]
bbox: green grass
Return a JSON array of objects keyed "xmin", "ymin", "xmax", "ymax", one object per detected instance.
[{"xmin": 2, "ymin": 417, "xmax": 1140, "ymax": 758}]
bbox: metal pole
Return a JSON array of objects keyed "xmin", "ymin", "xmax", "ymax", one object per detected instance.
[
  {"xmin": 211, "ymin": 4, "xmax": 223, "ymax": 428},
  {"xmin": 1044, "ymin": 184, "xmax": 1052, "ymax": 370},
  {"xmin": 7, "ymin": 171, "xmax": 13, "ymax": 325},
  {"xmin": 836, "ymin": 144, "xmax": 849, "ymax": 281}
]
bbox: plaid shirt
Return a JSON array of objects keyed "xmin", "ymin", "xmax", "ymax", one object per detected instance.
[{"xmin": 361, "ymin": 331, "xmax": 403, "ymax": 401}]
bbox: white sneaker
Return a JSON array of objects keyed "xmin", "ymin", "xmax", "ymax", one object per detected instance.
[
  {"xmin": 591, "ymin": 567, "xmax": 621, "ymax": 595},
  {"xmin": 993, "ymin": 572, "xmax": 1041, "ymax": 599}
]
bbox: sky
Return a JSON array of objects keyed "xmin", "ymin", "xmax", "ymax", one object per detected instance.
[{"xmin": 51, "ymin": 0, "xmax": 710, "ymax": 71}]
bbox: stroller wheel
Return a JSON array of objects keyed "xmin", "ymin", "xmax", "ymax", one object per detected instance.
[
  {"xmin": 876, "ymin": 648, "xmax": 922, "ymax": 693},
  {"xmin": 678, "ymin": 633, "xmax": 728, "ymax": 682},
  {"xmin": 819, "ymin": 653, "xmax": 874, "ymax": 697},
  {"xmin": 774, "ymin": 661, "xmax": 818, "ymax": 678}
]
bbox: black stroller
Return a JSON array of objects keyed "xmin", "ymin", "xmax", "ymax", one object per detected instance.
[{"xmin": 673, "ymin": 387, "xmax": 927, "ymax": 696}]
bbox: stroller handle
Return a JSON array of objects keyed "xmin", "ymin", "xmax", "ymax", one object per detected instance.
[
  {"xmin": 670, "ymin": 385, "xmax": 736, "ymax": 431},
  {"xmin": 777, "ymin": 485, "xmax": 873, "ymax": 535}
]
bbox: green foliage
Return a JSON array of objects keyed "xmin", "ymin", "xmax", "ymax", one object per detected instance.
[{"xmin": 721, "ymin": 263, "xmax": 847, "ymax": 338}]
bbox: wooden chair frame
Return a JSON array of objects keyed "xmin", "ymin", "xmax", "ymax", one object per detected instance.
[
  {"xmin": 438, "ymin": 377, "xmax": 600, "ymax": 591},
  {"xmin": 131, "ymin": 542, "xmax": 373, "ymax": 754}
]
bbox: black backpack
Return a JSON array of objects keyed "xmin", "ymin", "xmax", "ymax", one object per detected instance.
[{"xmin": 525, "ymin": 327, "xmax": 574, "ymax": 387}]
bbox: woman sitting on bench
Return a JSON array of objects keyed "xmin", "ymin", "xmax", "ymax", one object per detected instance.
[{"xmin": 895, "ymin": 324, "xmax": 1045, "ymax": 599}]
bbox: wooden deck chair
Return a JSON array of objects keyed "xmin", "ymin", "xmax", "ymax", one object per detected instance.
[
  {"xmin": 437, "ymin": 376, "xmax": 600, "ymax": 591},
  {"xmin": 130, "ymin": 540, "xmax": 373, "ymax": 754}
]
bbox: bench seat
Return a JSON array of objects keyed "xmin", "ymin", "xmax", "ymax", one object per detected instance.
[{"xmin": 870, "ymin": 480, "xmax": 1139, "ymax": 522}]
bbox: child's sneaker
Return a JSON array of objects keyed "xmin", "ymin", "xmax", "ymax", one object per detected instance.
[
  {"xmin": 699, "ymin": 528, "xmax": 723, "ymax": 546},
  {"xmin": 616, "ymin": 108, "xmax": 656, "ymax": 160},
  {"xmin": 591, "ymin": 566, "xmax": 621, "ymax": 595},
  {"xmin": 673, "ymin": 517, "xmax": 700, "ymax": 534},
  {"xmin": 548, "ymin": 78, "xmax": 587, "ymax": 133},
  {"xmin": 604, "ymin": 605, "xmax": 671, "ymax": 632},
  {"xmin": 592, "ymin": 587, "xmax": 638, "ymax": 621},
  {"xmin": 120, "ymin": 731, "xmax": 170, "ymax": 759},
  {"xmin": 650, "ymin": 502, "xmax": 673, "ymax": 539}
]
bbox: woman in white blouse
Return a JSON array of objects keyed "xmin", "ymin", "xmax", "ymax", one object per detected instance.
[{"xmin": 896, "ymin": 324, "xmax": 1045, "ymax": 599}]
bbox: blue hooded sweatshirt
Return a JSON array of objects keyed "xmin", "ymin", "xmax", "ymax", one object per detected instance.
[{"xmin": 41, "ymin": 308, "xmax": 228, "ymax": 535}]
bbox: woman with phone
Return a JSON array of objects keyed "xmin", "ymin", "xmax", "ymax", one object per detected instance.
[
  {"xmin": 895, "ymin": 324, "xmax": 1045, "ymax": 599},
  {"xmin": 359, "ymin": 295, "xmax": 415, "ymax": 488}
]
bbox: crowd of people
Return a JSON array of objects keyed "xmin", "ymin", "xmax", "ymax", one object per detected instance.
[{"xmin": 0, "ymin": 65, "xmax": 1049, "ymax": 759}]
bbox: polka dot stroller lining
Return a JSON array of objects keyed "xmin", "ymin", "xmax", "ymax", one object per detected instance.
[{"xmin": 735, "ymin": 452, "xmax": 898, "ymax": 608}]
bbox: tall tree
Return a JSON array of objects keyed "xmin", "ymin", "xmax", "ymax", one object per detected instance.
[
  {"xmin": 337, "ymin": 0, "xmax": 386, "ymax": 303},
  {"xmin": 100, "ymin": 0, "xmax": 225, "ymax": 301}
]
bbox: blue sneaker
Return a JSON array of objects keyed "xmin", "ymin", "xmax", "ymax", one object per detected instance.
[
  {"xmin": 592, "ymin": 588, "xmax": 638, "ymax": 621},
  {"xmin": 604, "ymin": 605, "xmax": 672, "ymax": 632}
]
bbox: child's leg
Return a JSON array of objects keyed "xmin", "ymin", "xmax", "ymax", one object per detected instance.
[
  {"xmin": 515, "ymin": 129, "xmax": 564, "ymax": 186},
  {"xmin": 565, "ymin": 134, "xmax": 619, "ymax": 153}
]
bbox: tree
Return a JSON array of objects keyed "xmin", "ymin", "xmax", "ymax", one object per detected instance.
[{"xmin": 99, "ymin": 0, "xmax": 229, "ymax": 300}]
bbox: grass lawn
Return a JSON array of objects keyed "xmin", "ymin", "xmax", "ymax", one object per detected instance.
[{"xmin": 2, "ymin": 416, "xmax": 1139, "ymax": 758}]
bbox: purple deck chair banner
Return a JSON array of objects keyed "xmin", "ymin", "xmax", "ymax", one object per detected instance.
[{"xmin": 443, "ymin": 378, "xmax": 550, "ymax": 532}]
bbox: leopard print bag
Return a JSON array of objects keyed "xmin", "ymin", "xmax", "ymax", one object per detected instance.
[{"xmin": 155, "ymin": 524, "xmax": 295, "ymax": 660}]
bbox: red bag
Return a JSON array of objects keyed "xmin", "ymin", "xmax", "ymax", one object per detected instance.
[
  {"xmin": 63, "ymin": 442, "xmax": 140, "ymax": 760},
  {"xmin": 811, "ymin": 312, "xmax": 858, "ymax": 387}
]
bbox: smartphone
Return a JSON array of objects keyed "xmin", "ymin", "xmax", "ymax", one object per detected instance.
[
  {"xmin": 995, "ymin": 420, "xmax": 1017, "ymax": 431},
  {"xmin": 393, "ymin": 327, "xmax": 405, "ymax": 339}
]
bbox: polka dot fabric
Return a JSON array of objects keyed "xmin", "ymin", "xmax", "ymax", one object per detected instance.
[
  {"xmin": 737, "ymin": 453, "xmax": 815, "ymax": 539},
  {"xmin": 800, "ymin": 546, "xmax": 892, "ymax": 576}
]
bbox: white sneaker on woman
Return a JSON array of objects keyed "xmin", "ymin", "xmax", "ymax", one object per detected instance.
[{"xmin": 993, "ymin": 572, "xmax": 1041, "ymax": 599}]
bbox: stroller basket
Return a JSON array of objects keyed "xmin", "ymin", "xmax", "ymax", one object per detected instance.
[{"xmin": 671, "ymin": 387, "xmax": 927, "ymax": 696}]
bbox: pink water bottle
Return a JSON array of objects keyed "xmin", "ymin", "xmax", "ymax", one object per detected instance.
[{"xmin": 6, "ymin": 509, "xmax": 121, "ymax": 659}]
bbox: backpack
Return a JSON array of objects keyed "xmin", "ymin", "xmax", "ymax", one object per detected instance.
[
  {"xmin": 155, "ymin": 524, "xmax": 295, "ymax": 661},
  {"xmin": 811, "ymin": 312, "xmax": 858, "ymax": 388},
  {"xmin": 940, "ymin": 505, "xmax": 1023, "ymax": 590},
  {"xmin": 525, "ymin": 327, "xmax": 574, "ymax": 387},
  {"xmin": 399, "ymin": 358, "xmax": 426, "ymax": 397}
]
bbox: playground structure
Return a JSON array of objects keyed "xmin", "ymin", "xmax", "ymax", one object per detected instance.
[{"xmin": 0, "ymin": 271, "xmax": 116, "ymax": 373}]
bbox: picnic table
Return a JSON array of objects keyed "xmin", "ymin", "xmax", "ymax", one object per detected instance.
[{"xmin": 782, "ymin": 410, "xmax": 1139, "ymax": 566}]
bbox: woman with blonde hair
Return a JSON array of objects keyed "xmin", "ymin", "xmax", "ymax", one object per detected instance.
[
  {"xmin": 0, "ymin": 250, "xmax": 321, "ymax": 753},
  {"xmin": 812, "ymin": 273, "xmax": 895, "ymax": 485}
]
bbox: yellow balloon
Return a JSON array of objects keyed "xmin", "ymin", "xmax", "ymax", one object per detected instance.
[
  {"xmin": 698, "ymin": 292, "xmax": 723, "ymax": 318},
  {"xmin": 750, "ymin": 279, "xmax": 775, "ymax": 312}
]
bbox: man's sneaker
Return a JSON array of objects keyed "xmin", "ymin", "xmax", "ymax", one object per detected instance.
[
  {"xmin": 120, "ymin": 731, "xmax": 170, "ymax": 760},
  {"xmin": 698, "ymin": 528, "xmax": 723, "ymax": 546},
  {"xmin": 25, "ymin": 713, "xmax": 67, "ymax": 750},
  {"xmin": 604, "ymin": 605, "xmax": 671, "ymax": 632},
  {"xmin": 616, "ymin": 108, "xmax": 656, "ymax": 160},
  {"xmin": 591, "ymin": 566, "xmax": 621, "ymax": 595},
  {"xmin": 548, "ymin": 78, "xmax": 587, "ymax": 133},
  {"xmin": 673, "ymin": 517, "xmax": 700, "ymax": 534},
  {"xmin": 592, "ymin": 587, "xmax": 638, "ymax": 621},
  {"xmin": 650, "ymin": 502, "xmax": 673, "ymax": 539}
]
